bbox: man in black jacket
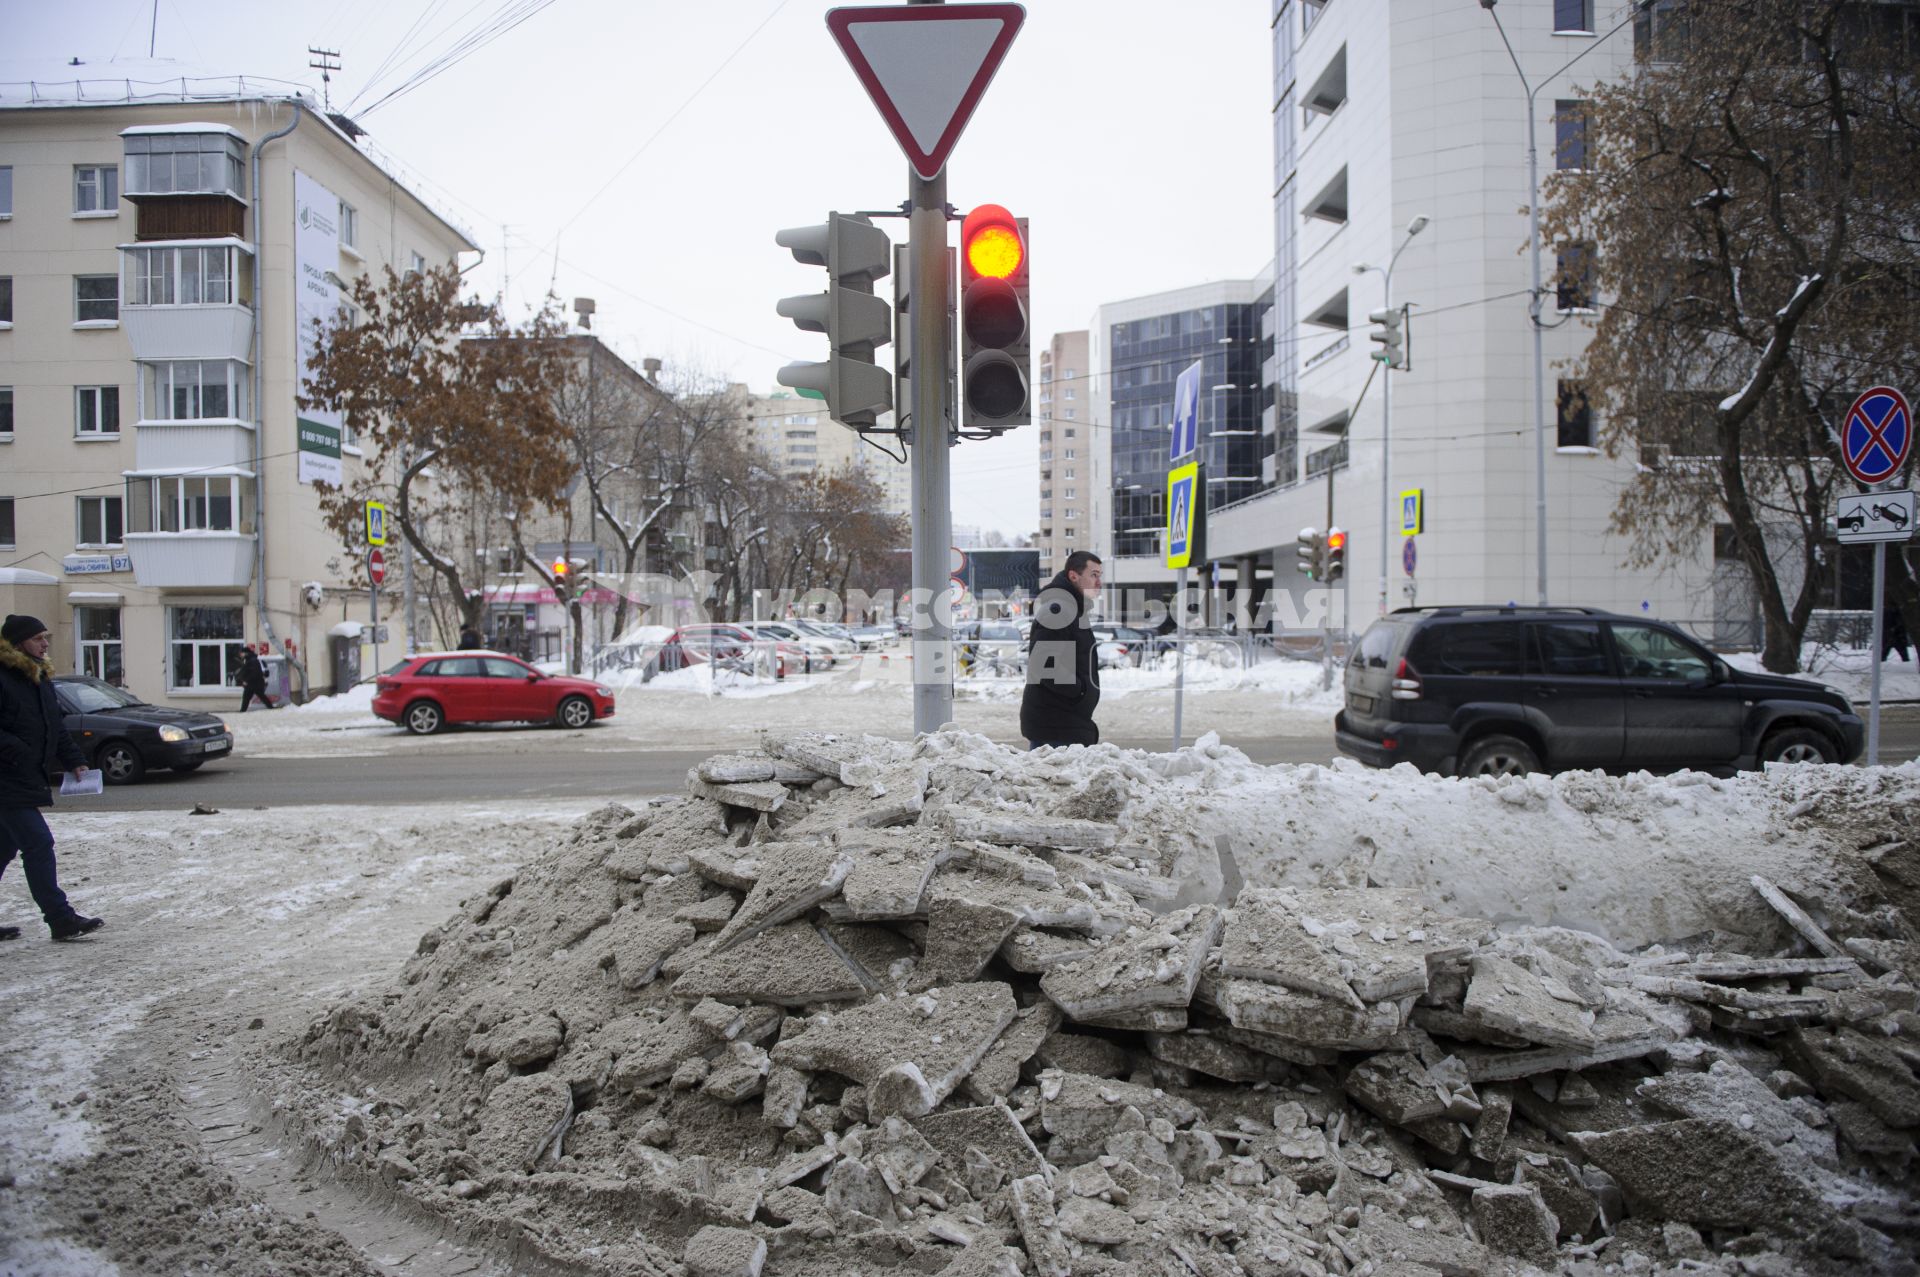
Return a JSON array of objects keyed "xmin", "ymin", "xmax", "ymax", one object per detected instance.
[
  {"xmin": 0, "ymin": 615, "xmax": 105, "ymax": 942},
  {"xmin": 1020, "ymin": 551, "xmax": 1104, "ymax": 749}
]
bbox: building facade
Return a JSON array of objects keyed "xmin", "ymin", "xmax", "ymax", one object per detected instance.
[
  {"xmin": 1034, "ymin": 329, "xmax": 1096, "ymax": 577},
  {"xmin": 1093, "ymin": 274, "xmax": 1273, "ymax": 604},
  {"xmin": 739, "ymin": 388, "xmax": 911, "ymax": 520},
  {"xmin": 1089, "ymin": 2, "xmax": 1721, "ymax": 633},
  {"xmin": 0, "ymin": 70, "xmax": 478, "ymax": 707}
]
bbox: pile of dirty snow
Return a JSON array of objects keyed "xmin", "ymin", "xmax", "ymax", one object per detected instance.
[{"xmin": 279, "ymin": 733, "xmax": 1920, "ymax": 1277}]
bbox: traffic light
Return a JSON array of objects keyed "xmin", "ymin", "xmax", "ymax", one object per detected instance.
[
  {"xmin": 776, "ymin": 212, "xmax": 894, "ymax": 430},
  {"xmin": 1296, "ymin": 526, "xmax": 1325, "ymax": 579},
  {"xmin": 1324, "ymin": 528, "xmax": 1347, "ymax": 583},
  {"xmin": 1368, "ymin": 306, "xmax": 1406, "ymax": 370},
  {"xmin": 960, "ymin": 203, "xmax": 1031, "ymax": 430},
  {"xmin": 551, "ymin": 557, "xmax": 572, "ymax": 601}
]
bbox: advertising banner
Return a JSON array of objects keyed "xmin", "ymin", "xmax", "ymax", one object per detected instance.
[{"xmin": 294, "ymin": 170, "xmax": 345, "ymax": 485}]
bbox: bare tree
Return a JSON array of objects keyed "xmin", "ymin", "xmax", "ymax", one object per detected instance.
[
  {"xmin": 1541, "ymin": 0, "xmax": 1919, "ymax": 670},
  {"xmin": 300, "ymin": 265, "xmax": 575, "ymax": 639}
]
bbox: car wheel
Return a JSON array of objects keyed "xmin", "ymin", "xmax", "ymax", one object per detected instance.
[
  {"xmin": 555, "ymin": 695, "xmax": 595, "ymax": 730},
  {"xmin": 404, "ymin": 700, "xmax": 445, "ymax": 735},
  {"xmin": 1458, "ymin": 734, "xmax": 1540, "ymax": 778},
  {"xmin": 95, "ymin": 740, "xmax": 146, "ymax": 785},
  {"xmin": 1761, "ymin": 727, "xmax": 1836, "ymax": 766},
  {"xmin": 173, "ymin": 760, "xmax": 205, "ymax": 773}
]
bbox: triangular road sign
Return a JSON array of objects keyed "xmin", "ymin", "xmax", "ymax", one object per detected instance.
[{"xmin": 827, "ymin": 4, "xmax": 1025, "ymax": 179}]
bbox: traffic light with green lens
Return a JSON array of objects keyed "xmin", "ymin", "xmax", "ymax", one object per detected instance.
[
  {"xmin": 1296, "ymin": 526, "xmax": 1325, "ymax": 579},
  {"xmin": 775, "ymin": 212, "xmax": 894, "ymax": 430}
]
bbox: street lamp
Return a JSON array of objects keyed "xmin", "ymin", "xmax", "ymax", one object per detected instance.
[
  {"xmin": 1480, "ymin": 0, "xmax": 1652, "ymax": 606},
  {"xmin": 1352, "ymin": 212, "xmax": 1431, "ymax": 618}
]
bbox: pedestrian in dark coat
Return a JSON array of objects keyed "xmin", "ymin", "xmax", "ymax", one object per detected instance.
[
  {"xmin": 1886, "ymin": 595, "xmax": 1913, "ymax": 663},
  {"xmin": 237, "ymin": 646, "xmax": 276, "ymax": 711},
  {"xmin": 0, "ymin": 615, "xmax": 105, "ymax": 942},
  {"xmin": 457, "ymin": 625, "xmax": 485, "ymax": 650},
  {"xmin": 1020, "ymin": 552, "xmax": 1105, "ymax": 749}
]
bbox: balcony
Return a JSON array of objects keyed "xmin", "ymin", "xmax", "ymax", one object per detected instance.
[
  {"xmin": 125, "ymin": 531, "xmax": 254, "ymax": 588},
  {"xmin": 118, "ymin": 239, "xmax": 255, "ymax": 362},
  {"xmin": 135, "ymin": 421, "xmax": 254, "ymax": 472}
]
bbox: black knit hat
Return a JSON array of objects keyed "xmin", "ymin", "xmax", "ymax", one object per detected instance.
[{"xmin": 2, "ymin": 614, "xmax": 50, "ymax": 645}]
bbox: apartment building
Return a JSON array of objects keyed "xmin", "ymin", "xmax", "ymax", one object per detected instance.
[
  {"xmin": 1092, "ymin": 1, "xmax": 1717, "ymax": 631},
  {"xmin": 0, "ymin": 66, "xmax": 476, "ymax": 705},
  {"xmin": 1034, "ymin": 330, "xmax": 1098, "ymax": 577},
  {"xmin": 739, "ymin": 389, "xmax": 911, "ymax": 520}
]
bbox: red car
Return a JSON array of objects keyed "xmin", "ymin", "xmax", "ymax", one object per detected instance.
[{"xmin": 372, "ymin": 651, "xmax": 616, "ymax": 735}]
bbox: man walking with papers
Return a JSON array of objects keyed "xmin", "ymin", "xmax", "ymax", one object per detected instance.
[{"xmin": 0, "ymin": 615, "xmax": 105, "ymax": 942}]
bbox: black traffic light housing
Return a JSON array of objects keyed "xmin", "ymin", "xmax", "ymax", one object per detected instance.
[{"xmin": 959, "ymin": 203, "xmax": 1030, "ymax": 430}]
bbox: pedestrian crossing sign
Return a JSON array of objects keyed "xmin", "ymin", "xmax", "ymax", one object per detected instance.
[{"xmin": 1166, "ymin": 462, "xmax": 1200, "ymax": 569}]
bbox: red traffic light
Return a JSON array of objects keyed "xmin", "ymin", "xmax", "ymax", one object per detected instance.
[
  {"xmin": 962, "ymin": 204, "xmax": 1024, "ymax": 281},
  {"xmin": 552, "ymin": 559, "xmax": 570, "ymax": 578},
  {"xmin": 1326, "ymin": 529, "xmax": 1347, "ymax": 552}
]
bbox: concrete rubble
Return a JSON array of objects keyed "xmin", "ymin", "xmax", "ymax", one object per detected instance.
[{"xmin": 293, "ymin": 731, "xmax": 1920, "ymax": 1276}]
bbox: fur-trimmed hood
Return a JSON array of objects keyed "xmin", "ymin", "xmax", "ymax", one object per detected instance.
[{"xmin": 0, "ymin": 637, "xmax": 55, "ymax": 683}]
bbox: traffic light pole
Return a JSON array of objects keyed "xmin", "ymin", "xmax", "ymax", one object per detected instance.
[{"xmin": 909, "ymin": 166, "xmax": 954, "ymax": 736}]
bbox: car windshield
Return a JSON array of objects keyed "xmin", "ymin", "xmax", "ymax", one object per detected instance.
[{"xmin": 58, "ymin": 678, "xmax": 145, "ymax": 712}]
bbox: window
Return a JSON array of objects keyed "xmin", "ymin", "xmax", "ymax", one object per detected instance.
[
  {"xmin": 1303, "ymin": 0, "xmax": 1330, "ymax": 34},
  {"xmin": 75, "ymin": 607, "xmax": 123, "ymax": 684},
  {"xmin": 123, "ymin": 132, "xmax": 245, "ymax": 198},
  {"xmin": 123, "ymin": 245, "xmax": 250, "ymax": 307},
  {"xmin": 1304, "ymin": 45, "xmax": 1348, "ymax": 118},
  {"xmin": 1555, "ymin": 100, "xmax": 1590, "ymax": 170},
  {"xmin": 1064, "ymin": 448, "xmax": 1076, "ymax": 459},
  {"xmin": 1064, "ymin": 489, "xmax": 1076, "ymax": 500},
  {"xmin": 76, "ymin": 386, "xmax": 121, "ymax": 436},
  {"xmin": 1558, "ymin": 380, "xmax": 1594, "ymax": 448},
  {"xmin": 1065, "ymin": 388, "xmax": 1076, "ymax": 400},
  {"xmin": 1416, "ymin": 623, "xmax": 1525, "ymax": 677},
  {"xmin": 74, "ymin": 164, "xmax": 119, "ymax": 214},
  {"xmin": 1555, "ymin": 0, "xmax": 1594, "ymax": 33},
  {"xmin": 1556, "ymin": 242, "xmax": 1596, "ymax": 311},
  {"xmin": 0, "ymin": 166, "xmax": 11, "ymax": 217},
  {"xmin": 77, "ymin": 495, "xmax": 124, "ymax": 546},
  {"xmin": 1530, "ymin": 621, "xmax": 1609, "ymax": 676},
  {"xmin": 0, "ymin": 276, "xmax": 10, "ymax": 323},
  {"xmin": 1063, "ymin": 368, "xmax": 1076, "ymax": 379},
  {"xmin": 1065, "ymin": 409, "xmax": 1075, "ymax": 420},
  {"xmin": 339, "ymin": 200, "xmax": 358, "ymax": 249},
  {"xmin": 1302, "ymin": 167, "xmax": 1349, "ymax": 224},
  {"xmin": 0, "ymin": 387, "xmax": 12, "ymax": 437},
  {"xmin": 1612, "ymin": 624, "xmax": 1711, "ymax": 682},
  {"xmin": 1064, "ymin": 428, "xmax": 1076, "ymax": 438},
  {"xmin": 140, "ymin": 360, "xmax": 249, "ymax": 421},
  {"xmin": 168, "ymin": 605, "xmax": 246, "ymax": 692},
  {"xmin": 75, "ymin": 274, "xmax": 119, "ymax": 324},
  {"xmin": 0, "ymin": 497, "xmax": 13, "ymax": 547},
  {"xmin": 408, "ymin": 251, "xmax": 426, "ymax": 275},
  {"xmin": 1064, "ymin": 468, "xmax": 1075, "ymax": 479},
  {"xmin": 127, "ymin": 474, "xmax": 250, "ymax": 533}
]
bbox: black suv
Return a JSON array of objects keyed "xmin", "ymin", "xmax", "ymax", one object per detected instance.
[{"xmin": 1335, "ymin": 607, "xmax": 1863, "ymax": 777}]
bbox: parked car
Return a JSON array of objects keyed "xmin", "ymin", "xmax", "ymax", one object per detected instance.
[
  {"xmin": 1090, "ymin": 624, "xmax": 1151, "ymax": 668},
  {"xmin": 372, "ymin": 651, "xmax": 616, "ymax": 735},
  {"xmin": 739, "ymin": 621, "xmax": 838, "ymax": 671},
  {"xmin": 850, "ymin": 623, "xmax": 896, "ymax": 649},
  {"xmin": 665, "ymin": 624, "xmax": 806, "ymax": 680},
  {"xmin": 1335, "ymin": 606, "xmax": 1864, "ymax": 777},
  {"xmin": 799, "ymin": 620, "xmax": 882, "ymax": 652},
  {"xmin": 52, "ymin": 675, "xmax": 234, "ymax": 784}
]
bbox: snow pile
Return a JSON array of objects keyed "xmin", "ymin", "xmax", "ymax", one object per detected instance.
[
  {"xmin": 1727, "ymin": 647, "xmax": 1919, "ymax": 705},
  {"xmin": 283, "ymin": 733, "xmax": 1920, "ymax": 1276}
]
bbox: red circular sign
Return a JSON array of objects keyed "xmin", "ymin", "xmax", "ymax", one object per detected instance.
[
  {"xmin": 368, "ymin": 548, "xmax": 386, "ymax": 584},
  {"xmin": 1842, "ymin": 385, "xmax": 1911, "ymax": 486}
]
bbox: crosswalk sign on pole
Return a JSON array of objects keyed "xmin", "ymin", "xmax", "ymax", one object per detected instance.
[
  {"xmin": 365, "ymin": 500, "xmax": 389, "ymax": 547},
  {"xmin": 1166, "ymin": 462, "xmax": 1200, "ymax": 569}
]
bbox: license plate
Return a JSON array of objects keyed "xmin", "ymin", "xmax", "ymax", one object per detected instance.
[
  {"xmin": 204, "ymin": 739, "xmax": 231, "ymax": 754},
  {"xmin": 1347, "ymin": 692, "xmax": 1375, "ymax": 713}
]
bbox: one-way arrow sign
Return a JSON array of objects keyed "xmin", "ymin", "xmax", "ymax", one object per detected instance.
[{"xmin": 827, "ymin": 4, "xmax": 1025, "ymax": 179}]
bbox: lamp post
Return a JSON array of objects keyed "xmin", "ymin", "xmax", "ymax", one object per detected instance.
[
  {"xmin": 1480, "ymin": 0, "xmax": 1652, "ymax": 606},
  {"xmin": 1352, "ymin": 212, "xmax": 1430, "ymax": 618}
]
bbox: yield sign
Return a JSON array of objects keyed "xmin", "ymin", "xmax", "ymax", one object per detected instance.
[
  {"xmin": 1842, "ymin": 385, "xmax": 1912, "ymax": 486},
  {"xmin": 827, "ymin": 4, "xmax": 1025, "ymax": 179}
]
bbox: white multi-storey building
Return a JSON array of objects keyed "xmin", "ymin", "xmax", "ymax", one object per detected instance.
[
  {"xmin": 0, "ymin": 66, "xmax": 476, "ymax": 705},
  {"xmin": 1095, "ymin": 2, "xmax": 1720, "ymax": 632}
]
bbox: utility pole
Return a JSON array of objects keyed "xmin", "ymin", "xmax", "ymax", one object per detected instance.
[
  {"xmin": 307, "ymin": 47, "xmax": 341, "ymax": 112},
  {"xmin": 908, "ymin": 163, "xmax": 954, "ymax": 736}
]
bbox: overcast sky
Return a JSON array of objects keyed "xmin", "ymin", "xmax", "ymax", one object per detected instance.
[{"xmin": 7, "ymin": 1, "xmax": 1273, "ymax": 538}]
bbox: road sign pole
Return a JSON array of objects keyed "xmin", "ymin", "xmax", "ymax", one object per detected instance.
[
  {"xmin": 1871, "ymin": 541, "xmax": 1885, "ymax": 766},
  {"xmin": 1172, "ymin": 567, "xmax": 1188, "ymax": 752},
  {"xmin": 369, "ymin": 551, "xmax": 381, "ymax": 685},
  {"xmin": 909, "ymin": 162, "xmax": 953, "ymax": 737}
]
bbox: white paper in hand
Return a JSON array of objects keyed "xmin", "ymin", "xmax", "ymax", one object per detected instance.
[{"xmin": 60, "ymin": 770, "xmax": 105, "ymax": 797}]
